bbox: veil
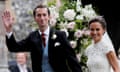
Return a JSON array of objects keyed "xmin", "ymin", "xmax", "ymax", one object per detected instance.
[
  {"xmin": 103, "ymin": 32, "xmax": 114, "ymax": 48},
  {"xmin": 103, "ymin": 32, "xmax": 114, "ymax": 72}
]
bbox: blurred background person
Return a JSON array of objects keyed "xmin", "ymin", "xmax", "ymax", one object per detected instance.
[{"xmin": 8, "ymin": 52, "xmax": 32, "ymax": 72}]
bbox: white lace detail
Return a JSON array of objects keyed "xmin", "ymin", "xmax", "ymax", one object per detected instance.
[{"xmin": 85, "ymin": 34, "xmax": 114, "ymax": 72}]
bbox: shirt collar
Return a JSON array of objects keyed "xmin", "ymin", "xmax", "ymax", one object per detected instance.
[
  {"xmin": 39, "ymin": 26, "xmax": 50, "ymax": 36},
  {"xmin": 17, "ymin": 63, "xmax": 27, "ymax": 68}
]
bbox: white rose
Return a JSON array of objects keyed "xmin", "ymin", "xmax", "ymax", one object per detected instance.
[
  {"xmin": 76, "ymin": 15, "xmax": 84, "ymax": 20},
  {"xmin": 83, "ymin": 30, "xmax": 90, "ymax": 36},
  {"xmin": 70, "ymin": 40, "xmax": 77, "ymax": 49},
  {"xmin": 67, "ymin": 22, "xmax": 76, "ymax": 30},
  {"xmin": 63, "ymin": 9, "xmax": 76, "ymax": 21},
  {"xmin": 74, "ymin": 30, "xmax": 83, "ymax": 38},
  {"xmin": 76, "ymin": 53, "xmax": 81, "ymax": 62},
  {"xmin": 50, "ymin": 18, "xmax": 57, "ymax": 27}
]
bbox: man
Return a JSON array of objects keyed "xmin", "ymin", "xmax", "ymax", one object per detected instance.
[
  {"xmin": 8, "ymin": 52, "xmax": 32, "ymax": 72},
  {"xmin": 81, "ymin": 0, "xmax": 120, "ymax": 56},
  {"xmin": 2, "ymin": 4, "xmax": 82, "ymax": 72}
]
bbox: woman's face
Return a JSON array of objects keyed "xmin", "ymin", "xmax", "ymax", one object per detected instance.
[{"xmin": 89, "ymin": 22, "xmax": 105, "ymax": 43}]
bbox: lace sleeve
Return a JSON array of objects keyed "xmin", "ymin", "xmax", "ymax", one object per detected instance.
[
  {"xmin": 102, "ymin": 32, "xmax": 115, "ymax": 54},
  {"xmin": 102, "ymin": 43, "xmax": 114, "ymax": 54}
]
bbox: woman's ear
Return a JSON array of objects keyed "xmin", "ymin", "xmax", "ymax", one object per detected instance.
[{"xmin": 103, "ymin": 29, "xmax": 106, "ymax": 35}]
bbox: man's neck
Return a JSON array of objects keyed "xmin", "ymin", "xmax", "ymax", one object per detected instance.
[{"xmin": 39, "ymin": 25, "xmax": 49, "ymax": 32}]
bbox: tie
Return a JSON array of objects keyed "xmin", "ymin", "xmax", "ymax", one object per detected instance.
[{"xmin": 41, "ymin": 32, "xmax": 46, "ymax": 47}]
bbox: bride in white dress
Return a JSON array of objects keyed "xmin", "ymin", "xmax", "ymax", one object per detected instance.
[{"xmin": 85, "ymin": 16, "xmax": 120, "ymax": 72}]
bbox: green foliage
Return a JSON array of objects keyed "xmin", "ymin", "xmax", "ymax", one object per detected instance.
[
  {"xmin": 47, "ymin": 0, "xmax": 97, "ymax": 71},
  {"xmin": 48, "ymin": 0, "xmax": 56, "ymax": 6},
  {"xmin": 58, "ymin": 1, "xmax": 76, "ymax": 22}
]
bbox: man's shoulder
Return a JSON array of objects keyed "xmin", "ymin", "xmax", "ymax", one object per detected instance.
[
  {"xmin": 28, "ymin": 30, "xmax": 39, "ymax": 36},
  {"xmin": 54, "ymin": 29, "xmax": 65, "ymax": 35},
  {"xmin": 9, "ymin": 64, "xmax": 18, "ymax": 70}
]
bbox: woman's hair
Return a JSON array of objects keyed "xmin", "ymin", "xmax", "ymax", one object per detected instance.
[{"xmin": 88, "ymin": 16, "xmax": 107, "ymax": 29}]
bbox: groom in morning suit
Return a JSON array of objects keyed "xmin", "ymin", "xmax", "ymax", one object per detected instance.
[{"xmin": 2, "ymin": 4, "xmax": 82, "ymax": 72}]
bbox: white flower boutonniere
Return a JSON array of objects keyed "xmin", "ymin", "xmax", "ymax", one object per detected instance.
[
  {"xmin": 52, "ymin": 33, "xmax": 57, "ymax": 40},
  {"xmin": 54, "ymin": 42, "xmax": 61, "ymax": 47}
]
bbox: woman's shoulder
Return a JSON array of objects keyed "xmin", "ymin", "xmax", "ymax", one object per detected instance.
[{"xmin": 100, "ymin": 39, "xmax": 115, "ymax": 53}]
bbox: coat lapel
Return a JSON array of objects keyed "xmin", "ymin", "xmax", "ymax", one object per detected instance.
[
  {"xmin": 48, "ymin": 28, "xmax": 55, "ymax": 59},
  {"xmin": 35, "ymin": 31, "xmax": 43, "ymax": 55},
  {"xmin": 15, "ymin": 65, "xmax": 20, "ymax": 72}
]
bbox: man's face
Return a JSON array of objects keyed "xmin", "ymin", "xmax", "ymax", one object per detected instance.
[
  {"xmin": 16, "ymin": 53, "xmax": 27, "ymax": 65},
  {"xmin": 34, "ymin": 8, "xmax": 50, "ymax": 28}
]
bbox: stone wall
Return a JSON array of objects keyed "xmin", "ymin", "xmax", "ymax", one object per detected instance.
[{"xmin": 8, "ymin": 0, "xmax": 45, "ymax": 69}]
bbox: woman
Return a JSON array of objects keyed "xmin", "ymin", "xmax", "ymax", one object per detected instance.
[{"xmin": 85, "ymin": 16, "xmax": 120, "ymax": 72}]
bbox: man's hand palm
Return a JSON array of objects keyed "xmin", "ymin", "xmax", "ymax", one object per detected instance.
[{"xmin": 2, "ymin": 10, "xmax": 14, "ymax": 32}]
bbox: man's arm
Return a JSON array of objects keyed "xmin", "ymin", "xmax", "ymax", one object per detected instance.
[
  {"xmin": 6, "ymin": 33, "xmax": 32, "ymax": 52},
  {"xmin": 60, "ymin": 32, "xmax": 82, "ymax": 72},
  {"xmin": 2, "ymin": 10, "xmax": 31, "ymax": 52}
]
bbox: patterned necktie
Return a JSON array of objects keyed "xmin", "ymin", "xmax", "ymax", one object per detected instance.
[{"xmin": 41, "ymin": 32, "xmax": 46, "ymax": 47}]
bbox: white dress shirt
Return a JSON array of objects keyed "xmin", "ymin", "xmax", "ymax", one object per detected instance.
[
  {"xmin": 39, "ymin": 26, "xmax": 54, "ymax": 72},
  {"xmin": 17, "ymin": 64, "xmax": 28, "ymax": 72}
]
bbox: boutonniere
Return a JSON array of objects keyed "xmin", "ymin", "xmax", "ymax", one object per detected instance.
[
  {"xmin": 54, "ymin": 42, "xmax": 61, "ymax": 47},
  {"xmin": 52, "ymin": 33, "xmax": 57, "ymax": 40}
]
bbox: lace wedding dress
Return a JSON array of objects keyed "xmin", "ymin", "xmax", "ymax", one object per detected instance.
[{"xmin": 85, "ymin": 33, "xmax": 114, "ymax": 72}]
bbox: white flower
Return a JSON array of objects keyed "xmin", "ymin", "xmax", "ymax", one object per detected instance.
[
  {"xmin": 74, "ymin": 30, "xmax": 83, "ymax": 38},
  {"xmin": 76, "ymin": 53, "xmax": 81, "ymax": 62},
  {"xmin": 63, "ymin": 9, "xmax": 76, "ymax": 20},
  {"xmin": 52, "ymin": 34, "xmax": 57, "ymax": 39},
  {"xmin": 83, "ymin": 30, "xmax": 90, "ymax": 36},
  {"xmin": 70, "ymin": 40, "xmax": 77, "ymax": 49},
  {"xmin": 50, "ymin": 18, "xmax": 57, "ymax": 27},
  {"xmin": 76, "ymin": 0, "xmax": 82, "ymax": 12},
  {"xmin": 76, "ymin": 15, "xmax": 84, "ymax": 20},
  {"xmin": 49, "ymin": 5, "xmax": 59, "ymax": 19},
  {"xmin": 81, "ymin": 5, "xmax": 97, "ymax": 20},
  {"xmin": 67, "ymin": 22, "xmax": 76, "ymax": 30},
  {"xmin": 54, "ymin": 42, "xmax": 61, "ymax": 47}
]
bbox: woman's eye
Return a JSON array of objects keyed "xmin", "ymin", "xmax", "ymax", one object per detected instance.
[
  {"xmin": 90, "ymin": 28, "xmax": 94, "ymax": 31},
  {"xmin": 96, "ymin": 28, "xmax": 100, "ymax": 31}
]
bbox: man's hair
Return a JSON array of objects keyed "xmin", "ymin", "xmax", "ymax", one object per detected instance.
[
  {"xmin": 33, "ymin": 4, "xmax": 50, "ymax": 17},
  {"xmin": 16, "ymin": 52, "xmax": 28, "ymax": 60}
]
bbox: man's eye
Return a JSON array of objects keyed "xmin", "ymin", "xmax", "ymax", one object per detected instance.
[
  {"xmin": 37, "ymin": 14, "xmax": 41, "ymax": 17},
  {"xmin": 43, "ymin": 14, "xmax": 46, "ymax": 16},
  {"xmin": 96, "ymin": 28, "xmax": 100, "ymax": 31}
]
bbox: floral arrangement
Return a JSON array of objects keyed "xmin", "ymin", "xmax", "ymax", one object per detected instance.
[{"xmin": 48, "ymin": 0, "xmax": 97, "ymax": 71}]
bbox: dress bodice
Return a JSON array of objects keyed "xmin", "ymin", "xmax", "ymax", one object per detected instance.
[{"xmin": 85, "ymin": 39, "xmax": 114, "ymax": 72}]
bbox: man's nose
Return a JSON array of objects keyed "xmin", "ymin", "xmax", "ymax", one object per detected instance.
[{"xmin": 41, "ymin": 15, "xmax": 44, "ymax": 20}]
